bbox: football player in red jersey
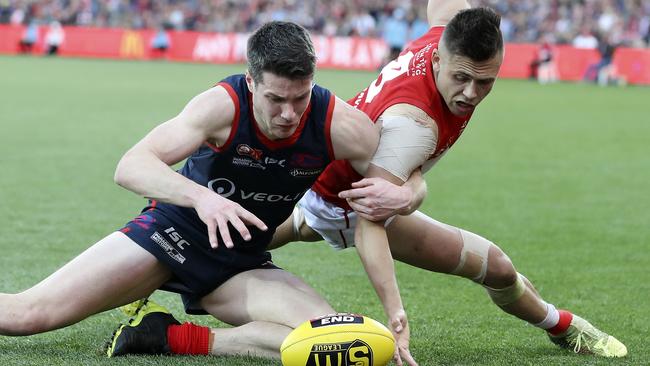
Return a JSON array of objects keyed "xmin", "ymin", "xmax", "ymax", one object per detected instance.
[{"xmin": 270, "ymin": 0, "xmax": 627, "ymax": 360}]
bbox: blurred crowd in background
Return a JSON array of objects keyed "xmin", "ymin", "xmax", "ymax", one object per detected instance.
[{"xmin": 2, "ymin": 0, "xmax": 649, "ymax": 48}]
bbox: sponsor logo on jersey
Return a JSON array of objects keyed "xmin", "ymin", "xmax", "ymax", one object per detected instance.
[
  {"xmin": 305, "ymin": 339, "xmax": 373, "ymax": 366},
  {"xmin": 409, "ymin": 43, "xmax": 432, "ymax": 77},
  {"xmin": 232, "ymin": 157, "xmax": 266, "ymax": 170},
  {"xmin": 289, "ymin": 168, "xmax": 323, "ymax": 177},
  {"xmin": 263, "ymin": 157, "xmax": 286, "ymax": 167},
  {"xmin": 150, "ymin": 231, "xmax": 186, "ymax": 264},
  {"xmin": 236, "ymin": 144, "xmax": 263, "ymax": 161},
  {"xmin": 290, "ymin": 153, "xmax": 324, "ymax": 168},
  {"xmin": 208, "ymin": 178, "xmax": 303, "ymax": 203},
  {"xmin": 233, "ymin": 156, "xmax": 286, "ymax": 169},
  {"xmin": 311, "ymin": 314, "xmax": 364, "ymax": 328}
]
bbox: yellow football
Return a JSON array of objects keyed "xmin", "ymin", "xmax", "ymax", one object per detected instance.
[{"xmin": 281, "ymin": 313, "xmax": 395, "ymax": 366}]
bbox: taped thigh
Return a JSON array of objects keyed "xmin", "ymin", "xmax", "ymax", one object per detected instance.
[
  {"xmin": 484, "ymin": 273, "xmax": 527, "ymax": 306},
  {"xmin": 450, "ymin": 229, "xmax": 491, "ymax": 284}
]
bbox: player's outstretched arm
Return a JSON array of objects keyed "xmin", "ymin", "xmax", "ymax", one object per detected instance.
[
  {"xmin": 427, "ymin": 0, "xmax": 471, "ymax": 27},
  {"xmin": 114, "ymin": 86, "xmax": 267, "ymax": 248},
  {"xmin": 353, "ymin": 165, "xmax": 419, "ymax": 366},
  {"xmin": 330, "ymin": 98, "xmax": 418, "ymax": 365}
]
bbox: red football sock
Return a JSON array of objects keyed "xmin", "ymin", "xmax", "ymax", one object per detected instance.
[
  {"xmin": 167, "ymin": 322, "xmax": 211, "ymax": 355},
  {"xmin": 548, "ymin": 310, "xmax": 573, "ymax": 336}
]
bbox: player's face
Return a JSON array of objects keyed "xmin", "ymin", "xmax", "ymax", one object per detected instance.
[
  {"xmin": 247, "ymin": 72, "xmax": 313, "ymax": 140},
  {"xmin": 432, "ymin": 44, "xmax": 502, "ymax": 116}
]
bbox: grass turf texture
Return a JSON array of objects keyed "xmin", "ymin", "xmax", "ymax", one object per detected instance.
[{"xmin": 0, "ymin": 55, "xmax": 648, "ymax": 365}]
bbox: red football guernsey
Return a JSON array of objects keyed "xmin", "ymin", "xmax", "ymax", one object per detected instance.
[{"xmin": 312, "ymin": 26, "xmax": 473, "ymax": 209}]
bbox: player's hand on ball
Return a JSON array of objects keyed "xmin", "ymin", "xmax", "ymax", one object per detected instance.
[
  {"xmin": 389, "ymin": 309, "xmax": 418, "ymax": 366},
  {"xmin": 194, "ymin": 190, "xmax": 267, "ymax": 248}
]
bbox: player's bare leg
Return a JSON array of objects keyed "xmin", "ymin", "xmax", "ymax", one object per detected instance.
[
  {"xmin": 107, "ymin": 268, "xmax": 335, "ymax": 359},
  {"xmin": 386, "ymin": 211, "xmax": 626, "ymax": 357},
  {"xmin": 385, "ymin": 212, "xmax": 545, "ymax": 322},
  {"xmin": 270, "ymin": 208, "xmax": 626, "ymax": 357},
  {"xmin": 0, "ymin": 231, "xmax": 171, "ymax": 335},
  {"xmin": 272, "ymin": 209, "xmax": 551, "ymax": 332},
  {"xmin": 200, "ymin": 268, "xmax": 335, "ymax": 358}
]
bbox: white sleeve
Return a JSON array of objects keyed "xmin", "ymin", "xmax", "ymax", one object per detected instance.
[{"xmin": 370, "ymin": 115, "xmax": 437, "ymax": 182}]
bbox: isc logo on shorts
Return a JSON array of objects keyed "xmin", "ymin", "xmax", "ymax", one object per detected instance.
[
  {"xmin": 149, "ymin": 227, "xmax": 192, "ymax": 264},
  {"xmin": 306, "ymin": 339, "xmax": 373, "ymax": 366},
  {"xmin": 150, "ymin": 231, "xmax": 186, "ymax": 264},
  {"xmin": 164, "ymin": 227, "xmax": 190, "ymax": 249}
]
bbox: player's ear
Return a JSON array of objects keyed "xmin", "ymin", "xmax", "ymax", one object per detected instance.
[
  {"xmin": 245, "ymin": 72, "xmax": 255, "ymax": 93},
  {"xmin": 432, "ymin": 48, "xmax": 441, "ymax": 73}
]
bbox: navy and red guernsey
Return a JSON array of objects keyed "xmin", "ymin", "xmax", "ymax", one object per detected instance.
[
  {"xmin": 153, "ymin": 74, "xmax": 335, "ymax": 252},
  {"xmin": 312, "ymin": 26, "xmax": 473, "ymax": 209}
]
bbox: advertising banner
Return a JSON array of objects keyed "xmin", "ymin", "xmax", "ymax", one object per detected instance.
[{"xmin": 1, "ymin": 24, "xmax": 648, "ymax": 85}]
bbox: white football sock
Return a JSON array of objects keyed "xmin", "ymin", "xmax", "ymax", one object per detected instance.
[{"xmin": 533, "ymin": 302, "xmax": 560, "ymax": 329}]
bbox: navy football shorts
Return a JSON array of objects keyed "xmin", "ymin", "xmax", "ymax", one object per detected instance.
[{"xmin": 119, "ymin": 206, "xmax": 278, "ymax": 314}]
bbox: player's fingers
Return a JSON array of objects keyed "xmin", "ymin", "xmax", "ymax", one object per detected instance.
[
  {"xmin": 346, "ymin": 199, "xmax": 372, "ymax": 214},
  {"xmin": 349, "ymin": 178, "xmax": 374, "ymax": 188},
  {"xmin": 338, "ymin": 186, "xmax": 370, "ymax": 199},
  {"xmin": 228, "ymin": 215, "xmax": 251, "ymax": 241},
  {"xmin": 400, "ymin": 348, "xmax": 418, "ymax": 366},
  {"xmin": 394, "ymin": 348, "xmax": 404, "ymax": 366},
  {"xmin": 216, "ymin": 217, "xmax": 234, "ymax": 248},
  {"xmin": 239, "ymin": 208, "xmax": 268, "ymax": 231},
  {"xmin": 206, "ymin": 220, "xmax": 219, "ymax": 248},
  {"xmin": 392, "ymin": 317, "xmax": 404, "ymax": 333},
  {"xmin": 356, "ymin": 211, "xmax": 381, "ymax": 222},
  {"xmin": 349, "ymin": 197, "xmax": 373, "ymax": 208}
]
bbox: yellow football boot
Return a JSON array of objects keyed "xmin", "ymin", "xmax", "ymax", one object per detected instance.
[
  {"xmin": 119, "ymin": 298, "xmax": 148, "ymax": 317},
  {"xmin": 549, "ymin": 315, "xmax": 627, "ymax": 357},
  {"xmin": 106, "ymin": 298, "xmax": 179, "ymax": 357}
]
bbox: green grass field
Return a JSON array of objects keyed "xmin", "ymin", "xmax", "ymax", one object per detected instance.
[{"xmin": 0, "ymin": 55, "xmax": 648, "ymax": 365}]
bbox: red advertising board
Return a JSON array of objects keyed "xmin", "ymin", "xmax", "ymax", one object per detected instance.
[{"xmin": 1, "ymin": 24, "xmax": 648, "ymax": 85}]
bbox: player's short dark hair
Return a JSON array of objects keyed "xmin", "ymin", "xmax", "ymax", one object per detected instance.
[
  {"xmin": 247, "ymin": 21, "xmax": 316, "ymax": 84},
  {"xmin": 442, "ymin": 7, "xmax": 503, "ymax": 61}
]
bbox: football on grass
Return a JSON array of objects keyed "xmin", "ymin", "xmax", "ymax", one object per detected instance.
[{"xmin": 281, "ymin": 313, "xmax": 395, "ymax": 366}]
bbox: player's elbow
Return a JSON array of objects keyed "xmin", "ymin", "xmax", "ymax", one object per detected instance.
[
  {"xmin": 113, "ymin": 162, "xmax": 128, "ymax": 188},
  {"xmin": 113, "ymin": 152, "xmax": 135, "ymax": 188}
]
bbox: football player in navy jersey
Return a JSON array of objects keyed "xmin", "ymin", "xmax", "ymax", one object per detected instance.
[{"xmin": 0, "ymin": 21, "xmax": 417, "ymax": 364}]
